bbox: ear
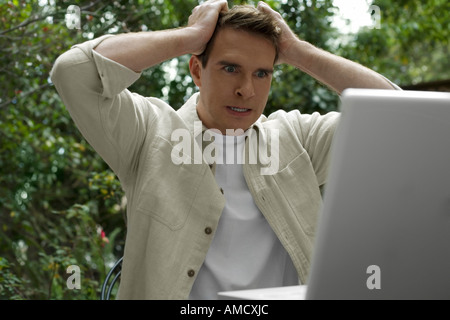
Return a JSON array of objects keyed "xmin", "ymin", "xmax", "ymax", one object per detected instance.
[{"xmin": 189, "ymin": 55, "xmax": 202, "ymax": 88}]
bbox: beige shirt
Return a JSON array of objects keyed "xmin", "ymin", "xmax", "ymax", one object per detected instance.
[{"xmin": 51, "ymin": 35, "xmax": 340, "ymax": 299}]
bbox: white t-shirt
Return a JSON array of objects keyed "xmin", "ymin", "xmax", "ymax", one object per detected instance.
[{"xmin": 189, "ymin": 131, "xmax": 299, "ymax": 300}]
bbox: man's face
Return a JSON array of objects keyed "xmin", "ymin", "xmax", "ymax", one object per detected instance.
[{"xmin": 189, "ymin": 28, "xmax": 276, "ymax": 135}]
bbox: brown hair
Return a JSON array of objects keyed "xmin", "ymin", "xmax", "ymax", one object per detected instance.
[{"xmin": 198, "ymin": 5, "xmax": 281, "ymax": 67}]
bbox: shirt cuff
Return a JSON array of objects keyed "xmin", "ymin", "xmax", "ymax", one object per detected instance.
[{"xmin": 72, "ymin": 35, "xmax": 142, "ymax": 98}]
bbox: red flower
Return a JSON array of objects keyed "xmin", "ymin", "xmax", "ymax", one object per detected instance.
[{"xmin": 100, "ymin": 230, "xmax": 109, "ymax": 247}]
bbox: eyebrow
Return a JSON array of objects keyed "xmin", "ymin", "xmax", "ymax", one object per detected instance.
[{"xmin": 217, "ymin": 60, "xmax": 274, "ymax": 74}]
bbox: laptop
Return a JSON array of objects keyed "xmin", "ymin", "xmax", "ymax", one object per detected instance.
[{"xmin": 218, "ymin": 89, "xmax": 450, "ymax": 300}]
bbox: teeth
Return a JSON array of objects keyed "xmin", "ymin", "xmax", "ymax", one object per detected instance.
[{"xmin": 230, "ymin": 107, "xmax": 249, "ymax": 113}]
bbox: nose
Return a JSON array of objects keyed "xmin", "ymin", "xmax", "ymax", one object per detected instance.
[{"xmin": 235, "ymin": 75, "xmax": 255, "ymax": 99}]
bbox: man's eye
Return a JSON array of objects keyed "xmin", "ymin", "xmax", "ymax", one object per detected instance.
[
  {"xmin": 224, "ymin": 66, "xmax": 236, "ymax": 73},
  {"xmin": 256, "ymin": 71, "xmax": 268, "ymax": 78}
]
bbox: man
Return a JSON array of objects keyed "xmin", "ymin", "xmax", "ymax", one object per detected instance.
[{"xmin": 51, "ymin": 0, "xmax": 398, "ymax": 299}]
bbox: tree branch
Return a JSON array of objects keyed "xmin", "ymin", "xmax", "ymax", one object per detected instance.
[
  {"xmin": 0, "ymin": 83, "xmax": 51, "ymax": 109},
  {"xmin": 0, "ymin": 0, "xmax": 104, "ymax": 36}
]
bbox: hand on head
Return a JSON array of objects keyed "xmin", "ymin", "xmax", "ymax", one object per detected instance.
[
  {"xmin": 256, "ymin": 1, "xmax": 299, "ymax": 65},
  {"xmin": 187, "ymin": 0, "xmax": 229, "ymax": 55}
]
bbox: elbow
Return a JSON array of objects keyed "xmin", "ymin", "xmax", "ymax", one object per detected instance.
[
  {"xmin": 50, "ymin": 49, "xmax": 82, "ymax": 86},
  {"xmin": 50, "ymin": 47, "xmax": 102, "ymax": 102}
]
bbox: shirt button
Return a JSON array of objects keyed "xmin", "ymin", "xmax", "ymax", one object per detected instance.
[
  {"xmin": 187, "ymin": 269, "xmax": 195, "ymax": 277},
  {"xmin": 204, "ymin": 227, "xmax": 212, "ymax": 235}
]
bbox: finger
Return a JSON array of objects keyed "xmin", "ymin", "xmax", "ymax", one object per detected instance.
[
  {"xmin": 205, "ymin": 0, "xmax": 228, "ymax": 10},
  {"xmin": 215, "ymin": 0, "xmax": 229, "ymax": 13},
  {"xmin": 192, "ymin": 0, "xmax": 228, "ymax": 13},
  {"xmin": 257, "ymin": 1, "xmax": 283, "ymax": 21},
  {"xmin": 257, "ymin": 1, "xmax": 270, "ymax": 12}
]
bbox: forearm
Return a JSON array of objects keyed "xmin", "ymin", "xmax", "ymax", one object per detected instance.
[
  {"xmin": 94, "ymin": 27, "xmax": 195, "ymax": 72},
  {"xmin": 284, "ymin": 40, "xmax": 397, "ymax": 94}
]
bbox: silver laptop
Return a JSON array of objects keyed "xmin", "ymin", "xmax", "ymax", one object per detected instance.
[
  {"xmin": 306, "ymin": 88, "xmax": 450, "ymax": 300},
  {"xmin": 218, "ymin": 89, "xmax": 450, "ymax": 300}
]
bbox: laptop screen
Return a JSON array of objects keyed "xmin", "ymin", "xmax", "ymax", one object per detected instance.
[{"xmin": 306, "ymin": 89, "xmax": 450, "ymax": 299}]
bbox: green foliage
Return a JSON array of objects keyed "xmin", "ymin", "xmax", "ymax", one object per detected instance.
[
  {"xmin": 1, "ymin": 0, "xmax": 127, "ymax": 299},
  {"xmin": 269, "ymin": 0, "xmax": 340, "ymax": 115},
  {"xmin": 337, "ymin": 0, "xmax": 450, "ymax": 85},
  {"xmin": 0, "ymin": 0, "xmax": 448, "ymax": 300}
]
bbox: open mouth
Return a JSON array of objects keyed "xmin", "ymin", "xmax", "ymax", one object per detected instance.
[{"xmin": 227, "ymin": 106, "xmax": 251, "ymax": 114}]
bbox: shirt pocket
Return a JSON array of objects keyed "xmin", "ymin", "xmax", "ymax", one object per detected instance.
[
  {"xmin": 273, "ymin": 150, "xmax": 321, "ymax": 236},
  {"xmin": 135, "ymin": 136, "xmax": 207, "ymax": 230}
]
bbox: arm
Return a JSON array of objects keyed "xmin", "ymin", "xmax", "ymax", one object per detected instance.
[
  {"xmin": 257, "ymin": 2, "xmax": 398, "ymax": 94},
  {"xmin": 94, "ymin": 0, "xmax": 228, "ymax": 72},
  {"xmin": 51, "ymin": 0, "xmax": 228, "ymax": 178}
]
